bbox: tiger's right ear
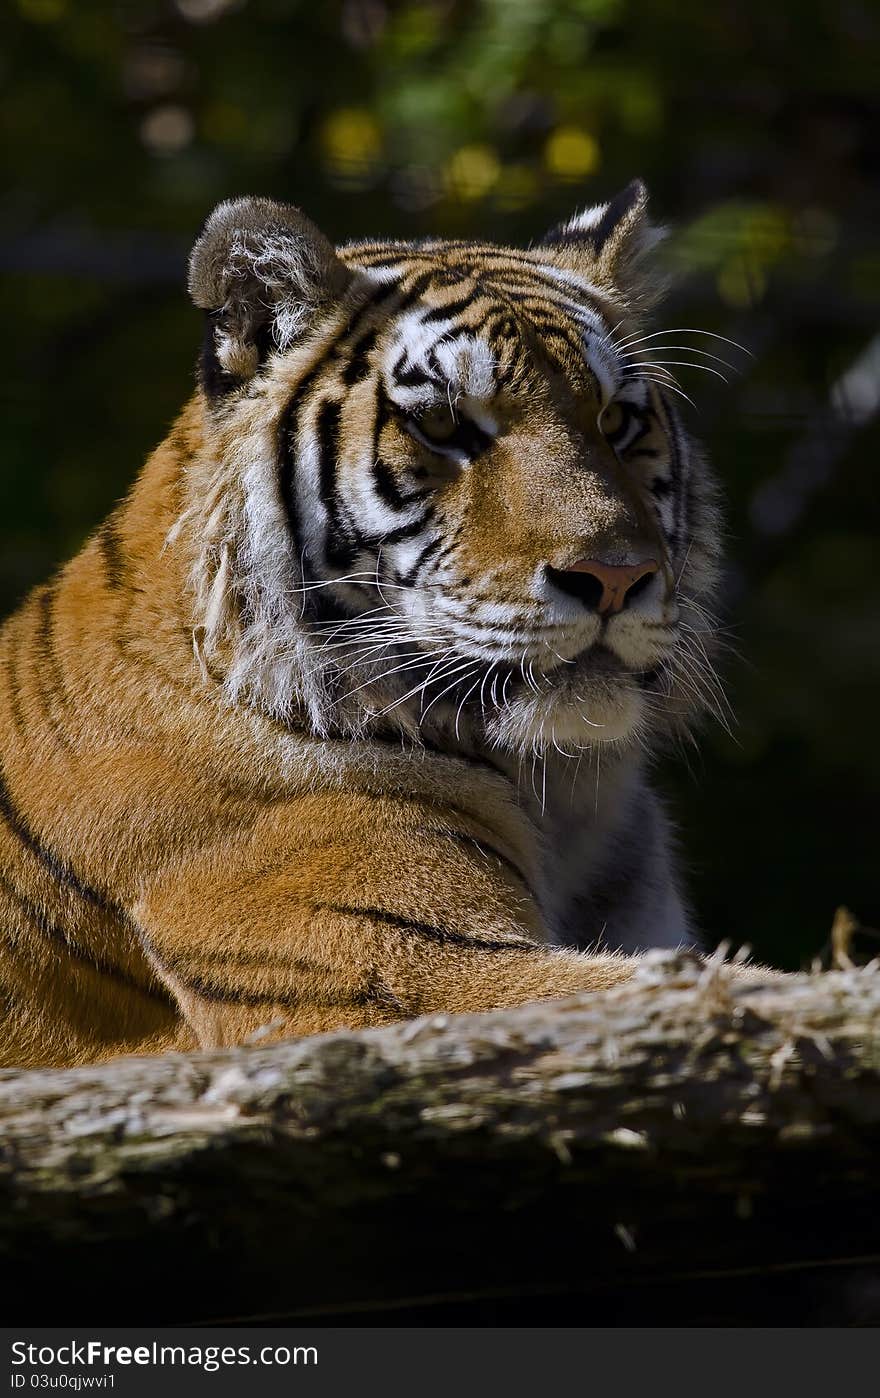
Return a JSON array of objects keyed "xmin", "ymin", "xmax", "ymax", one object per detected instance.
[
  {"xmin": 188, "ymin": 197, "xmax": 352, "ymax": 393},
  {"xmin": 540, "ymin": 180, "xmax": 667, "ymax": 311}
]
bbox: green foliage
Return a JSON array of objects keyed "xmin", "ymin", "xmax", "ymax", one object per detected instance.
[{"xmin": 1, "ymin": 0, "xmax": 878, "ymax": 966}]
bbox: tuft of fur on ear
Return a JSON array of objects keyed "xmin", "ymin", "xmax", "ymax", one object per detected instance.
[
  {"xmin": 188, "ymin": 196, "xmax": 352, "ymax": 391},
  {"xmin": 541, "ymin": 179, "xmax": 667, "ymax": 310}
]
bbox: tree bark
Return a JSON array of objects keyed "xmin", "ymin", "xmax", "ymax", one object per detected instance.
[{"xmin": 2, "ymin": 951, "xmax": 880, "ymax": 1325}]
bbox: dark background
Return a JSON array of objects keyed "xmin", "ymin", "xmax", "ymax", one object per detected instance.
[{"xmin": 1, "ymin": 0, "xmax": 877, "ymax": 969}]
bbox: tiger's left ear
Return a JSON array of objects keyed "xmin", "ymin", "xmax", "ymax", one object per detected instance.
[
  {"xmin": 188, "ymin": 196, "xmax": 353, "ymax": 394},
  {"xmin": 540, "ymin": 179, "xmax": 667, "ymax": 308}
]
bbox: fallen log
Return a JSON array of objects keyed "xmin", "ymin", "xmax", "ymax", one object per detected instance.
[{"xmin": 2, "ymin": 951, "xmax": 880, "ymax": 1325}]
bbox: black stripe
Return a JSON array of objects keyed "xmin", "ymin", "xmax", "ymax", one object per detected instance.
[
  {"xmin": 419, "ymin": 294, "xmax": 478, "ymax": 325},
  {"xmin": 323, "ymin": 902, "xmax": 535, "ymax": 953},
  {"xmin": 414, "ymin": 526, "xmax": 464, "ymax": 580},
  {"xmin": 355, "ymin": 389, "xmax": 434, "ymax": 544},
  {"xmin": 372, "ymin": 456, "xmax": 423, "ymax": 512},
  {"xmin": 139, "ymin": 930, "xmax": 373, "ymax": 1012},
  {"xmin": 354, "ymin": 242, "xmax": 569, "ymax": 269},
  {"xmin": 0, "ymin": 870, "xmax": 171, "ymax": 1003},
  {"xmin": 169, "ymin": 974, "xmax": 277, "ymax": 1006},
  {"xmin": 0, "ymin": 761, "xmax": 110, "ymax": 911},
  {"xmin": 393, "ymin": 266, "xmax": 469, "ymax": 309},
  {"xmin": 500, "ymin": 299, "xmax": 590, "ymax": 364},
  {"xmin": 173, "ymin": 974, "xmax": 286, "ymax": 1006},
  {"xmin": 174, "ymin": 947, "xmax": 324, "ymax": 972},
  {"xmin": 317, "ymin": 397, "xmax": 342, "ymax": 486},
  {"xmin": 132, "ymin": 925, "xmax": 300, "ymax": 1010},
  {"xmin": 351, "ymin": 243, "xmax": 615, "ymax": 301},
  {"xmin": 0, "ymin": 763, "xmax": 180, "ymax": 1004},
  {"xmin": 343, "ymin": 325, "xmax": 379, "ymax": 385},
  {"xmin": 278, "ymin": 278, "xmax": 406, "ymax": 557},
  {"xmin": 316, "ymin": 398, "xmax": 356, "ymax": 571},
  {"xmin": 491, "ymin": 317, "xmax": 588, "ymax": 375},
  {"xmin": 590, "ymin": 181, "xmax": 642, "ymax": 255},
  {"xmin": 278, "ymin": 394, "xmax": 307, "ymax": 572},
  {"xmin": 390, "ymin": 348, "xmax": 435, "ymax": 390},
  {"xmin": 370, "ymin": 388, "xmax": 391, "ymax": 481},
  {"xmin": 355, "ymin": 385, "xmax": 434, "ymax": 547},
  {"xmin": 490, "ymin": 281, "xmax": 592, "ymax": 315},
  {"xmin": 345, "ymin": 249, "xmax": 412, "ymax": 269},
  {"xmin": 396, "ymin": 534, "xmax": 443, "ymax": 586},
  {"xmin": 166, "ymin": 970, "xmax": 359, "ymax": 1011},
  {"xmin": 375, "ymin": 513, "xmax": 434, "ymax": 547},
  {"xmin": 96, "ymin": 515, "xmax": 127, "ymax": 590},
  {"xmin": 481, "ymin": 312, "xmax": 528, "ymax": 389},
  {"xmin": 31, "ymin": 586, "xmax": 73, "ymax": 752}
]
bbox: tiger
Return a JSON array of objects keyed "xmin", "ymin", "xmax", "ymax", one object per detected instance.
[{"xmin": 0, "ymin": 180, "xmax": 723, "ymax": 1068}]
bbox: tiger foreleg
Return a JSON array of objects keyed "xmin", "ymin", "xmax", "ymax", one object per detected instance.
[{"xmin": 132, "ymin": 808, "xmax": 636, "ymax": 1049}]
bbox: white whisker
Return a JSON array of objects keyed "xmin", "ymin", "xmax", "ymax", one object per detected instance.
[
  {"xmin": 454, "ymin": 670, "xmax": 486, "ymax": 740},
  {"xmin": 418, "ymin": 662, "xmax": 482, "ymax": 724},
  {"xmin": 626, "ymin": 358, "xmax": 729, "ymax": 384},
  {"xmin": 623, "ymin": 374, "xmax": 697, "ymax": 410},
  {"xmin": 611, "ymin": 326, "xmax": 753, "ymax": 357},
  {"xmin": 375, "ymin": 656, "xmax": 470, "ymax": 721},
  {"xmin": 619, "ymin": 344, "xmax": 737, "ymax": 372},
  {"xmin": 339, "ymin": 644, "xmax": 457, "ymax": 704}
]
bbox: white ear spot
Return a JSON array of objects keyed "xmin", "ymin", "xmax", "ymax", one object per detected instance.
[
  {"xmin": 542, "ymin": 180, "xmax": 667, "ymax": 309},
  {"xmin": 563, "ymin": 201, "xmax": 610, "ymax": 235}
]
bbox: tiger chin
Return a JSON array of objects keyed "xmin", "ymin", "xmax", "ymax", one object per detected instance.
[{"xmin": 0, "ymin": 180, "xmax": 724, "ymax": 1068}]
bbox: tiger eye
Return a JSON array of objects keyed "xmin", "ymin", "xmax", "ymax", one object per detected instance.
[{"xmin": 418, "ymin": 406, "xmax": 458, "ymax": 442}]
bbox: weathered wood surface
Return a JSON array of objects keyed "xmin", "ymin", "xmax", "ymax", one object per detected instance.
[{"xmin": 2, "ymin": 951, "xmax": 880, "ymax": 1324}]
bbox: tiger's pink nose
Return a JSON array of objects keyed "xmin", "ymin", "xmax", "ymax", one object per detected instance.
[{"xmin": 549, "ymin": 558, "xmax": 659, "ymax": 614}]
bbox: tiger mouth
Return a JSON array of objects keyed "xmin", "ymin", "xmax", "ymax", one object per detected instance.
[
  {"xmin": 353, "ymin": 638, "xmax": 666, "ymax": 720},
  {"xmin": 478, "ymin": 643, "xmax": 663, "ymax": 705},
  {"xmin": 566, "ymin": 642, "xmax": 662, "ymax": 688}
]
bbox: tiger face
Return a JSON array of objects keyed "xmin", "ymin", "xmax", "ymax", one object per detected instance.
[{"xmin": 186, "ymin": 183, "xmax": 721, "ymax": 757}]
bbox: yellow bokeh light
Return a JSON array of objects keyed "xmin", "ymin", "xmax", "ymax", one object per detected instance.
[
  {"xmin": 544, "ymin": 126, "xmax": 600, "ymax": 180},
  {"xmin": 444, "ymin": 145, "xmax": 501, "ymax": 202},
  {"xmin": 320, "ymin": 108, "xmax": 382, "ymax": 175}
]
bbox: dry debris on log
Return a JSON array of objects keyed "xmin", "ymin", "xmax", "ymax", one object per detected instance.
[{"xmin": 2, "ymin": 950, "xmax": 880, "ymax": 1325}]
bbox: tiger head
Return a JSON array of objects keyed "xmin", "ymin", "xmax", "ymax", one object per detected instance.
[{"xmin": 182, "ymin": 183, "xmax": 722, "ymax": 758}]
